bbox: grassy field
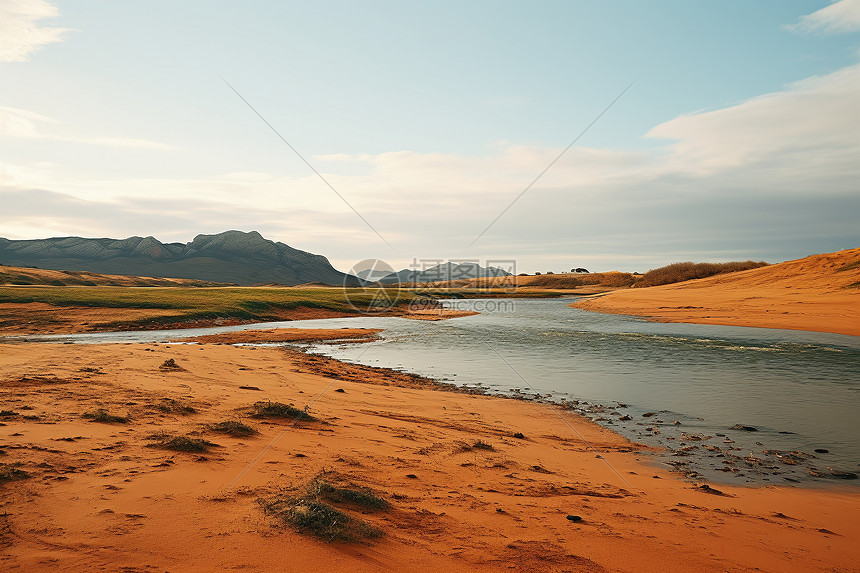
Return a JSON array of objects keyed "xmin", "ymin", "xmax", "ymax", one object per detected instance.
[
  {"xmin": 0, "ymin": 286, "xmax": 369, "ymax": 320},
  {"xmin": 0, "ymin": 285, "xmax": 571, "ymax": 332}
]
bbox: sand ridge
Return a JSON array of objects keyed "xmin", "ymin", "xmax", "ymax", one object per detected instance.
[
  {"xmin": 573, "ymin": 248, "xmax": 860, "ymax": 336},
  {"xmin": 1, "ymin": 339, "xmax": 857, "ymax": 572}
]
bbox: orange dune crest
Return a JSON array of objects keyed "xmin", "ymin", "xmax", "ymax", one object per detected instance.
[{"xmin": 573, "ymin": 248, "xmax": 860, "ymax": 336}]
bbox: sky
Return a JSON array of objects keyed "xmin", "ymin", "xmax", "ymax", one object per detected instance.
[{"xmin": 1, "ymin": 0, "xmax": 859, "ymax": 274}]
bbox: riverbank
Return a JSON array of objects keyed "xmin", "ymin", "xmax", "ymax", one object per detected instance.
[
  {"xmin": 572, "ymin": 248, "xmax": 860, "ymax": 337},
  {"xmin": 1, "ymin": 337, "xmax": 857, "ymax": 572}
]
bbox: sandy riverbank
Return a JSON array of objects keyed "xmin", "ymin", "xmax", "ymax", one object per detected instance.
[
  {"xmin": 1, "ymin": 337, "xmax": 857, "ymax": 572},
  {"xmin": 573, "ymin": 248, "xmax": 860, "ymax": 337}
]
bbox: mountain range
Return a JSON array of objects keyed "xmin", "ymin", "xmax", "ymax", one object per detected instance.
[
  {"xmin": 377, "ymin": 261, "xmax": 512, "ymax": 284},
  {"xmin": 0, "ymin": 230, "xmax": 361, "ymax": 287}
]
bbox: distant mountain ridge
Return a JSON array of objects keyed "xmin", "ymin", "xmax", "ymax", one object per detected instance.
[
  {"xmin": 0, "ymin": 230, "xmax": 361, "ymax": 287},
  {"xmin": 379, "ymin": 261, "xmax": 512, "ymax": 284}
]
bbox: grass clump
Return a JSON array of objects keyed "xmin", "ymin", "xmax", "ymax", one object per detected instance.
[
  {"xmin": 250, "ymin": 400, "xmax": 315, "ymax": 421},
  {"xmin": 210, "ymin": 420, "xmax": 257, "ymax": 437},
  {"xmin": 471, "ymin": 440, "xmax": 495, "ymax": 451},
  {"xmin": 82, "ymin": 409, "xmax": 129, "ymax": 424},
  {"xmin": 153, "ymin": 398, "xmax": 196, "ymax": 415},
  {"xmin": 147, "ymin": 433, "xmax": 217, "ymax": 452},
  {"xmin": 634, "ymin": 260, "xmax": 769, "ymax": 288},
  {"xmin": 459, "ymin": 439, "xmax": 495, "ymax": 452},
  {"xmin": 310, "ymin": 478, "xmax": 390, "ymax": 510},
  {"xmin": 0, "ymin": 463, "xmax": 30, "ymax": 483},
  {"xmin": 159, "ymin": 358, "xmax": 185, "ymax": 371},
  {"xmin": 260, "ymin": 498, "xmax": 381, "ymax": 542},
  {"xmin": 259, "ymin": 475, "xmax": 387, "ymax": 542}
]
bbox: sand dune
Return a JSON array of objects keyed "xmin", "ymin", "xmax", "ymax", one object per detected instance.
[
  {"xmin": 1, "ymin": 339, "xmax": 857, "ymax": 572},
  {"xmin": 573, "ymin": 248, "xmax": 860, "ymax": 336}
]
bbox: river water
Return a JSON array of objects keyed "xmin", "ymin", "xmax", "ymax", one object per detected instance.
[{"xmin": 16, "ymin": 298, "xmax": 860, "ymax": 486}]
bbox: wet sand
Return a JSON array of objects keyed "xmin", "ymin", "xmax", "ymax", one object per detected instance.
[
  {"xmin": 1, "ymin": 338, "xmax": 857, "ymax": 572},
  {"xmin": 573, "ymin": 249, "xmax": 860, "ymax": 336}
]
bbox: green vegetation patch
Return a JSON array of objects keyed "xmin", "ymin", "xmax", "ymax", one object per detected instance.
[
  {"xmin": 82, "ymin": 409, "xmax": 129, "ymax": 424},
  {"xmin": 147, "ymin": 433, "xmax": 218, "ymax": 452},
  {"xmin": 310, "ymin": 478, "xmax": 390, "ymax": 510},
  {"xmin": 250, "ymin": 400, "xmax": 315, "ymax": 421},
  {"xmin": 210, "ymin": 420, "xmax": 257, "ymax": 437},
  {"xmin": 259, "ymin": 475, "xmax": 387, "ymax": 542}
]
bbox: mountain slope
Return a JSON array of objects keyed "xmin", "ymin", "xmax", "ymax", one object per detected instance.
[
  {"xmin": 379, "ymin": 262, "xmax": 511, "ymax": 284},
  {"xmin": 572, "ymin": 248, "xmax": 860, "ymax": 336},
  {"xmin": 0, "ymin": 230, "xmax": 360, "ymax": 286}
]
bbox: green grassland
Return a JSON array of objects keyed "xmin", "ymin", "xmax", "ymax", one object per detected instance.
[
  {"xmin": 0, "ymin": 285, "xmax": 569, "ymax": 331},
  {"xmin": 0, "ymin": 286, "xmax": 367, "ymax": 325}
]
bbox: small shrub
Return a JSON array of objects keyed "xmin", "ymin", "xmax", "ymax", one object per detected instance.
[
  {"xmin": 211, "ymin": 420, "xmax": 257, "ymax": 437},
  {"xmin": 82, "ymin": 409, "xmax": 129, "ymax": 424},
  {"xmin": 634, "ymin": 260, "xmax": 769, "ymax": 288},
  {"xmin": 250, "ymin": 400, "xmax": 315, "ymax": 421},
  {"xmin": 0, "ymin": 463, "xmax": 30, "ymax": 483},
  {"xmin": 260, "ymin": 497, "xmax": 381, "ymax": 542},
  {"xmin": 310, "ymin": 479, "xmax": 389, "ymax": 510},
  {"xmin": 147, "ymin": 434, "xmax": 217, "ymax": 452},
  {"xmin": 260, "ymin": 476, "xmax": 386, "ymax": 542},
  {"xmin": 159, "ymin": 358, "xmax": 184, "ymax": 371},
  {"xmin": 153, "ymin": 398, "xmax": 196, "ymax": 415}
]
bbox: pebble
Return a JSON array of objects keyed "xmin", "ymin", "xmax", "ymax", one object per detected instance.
[{"xmin": 565, "ymin": 515, "xmax": 582, "ymax": 522}]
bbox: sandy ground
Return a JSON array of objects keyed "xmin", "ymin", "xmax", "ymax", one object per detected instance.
[
  {"xmin": 1, "ymin": 339, "xmax": 858, "ymax": 572},
  {"xmin": 0, "ymin": 301, "xmax": 477, "ymax": 336},
  {"xmin": 0, "ymin": 302, "xmax": 364, "ymax": 336},
  {"xmin": 177, "ymin": 328, "xmax": 383, "ymax": 345},
  {"xmin": 573, "ymin": 249, "xmax": 860, "ymax": 336}
]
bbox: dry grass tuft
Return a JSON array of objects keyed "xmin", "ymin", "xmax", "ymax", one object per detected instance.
[
  {"xmin": 259, "ymin": 475, "xmax": 387, "ymax": 542},
  {"xmin": 634, "ymin": 261, "xmax": 769, "ymax": 288}
]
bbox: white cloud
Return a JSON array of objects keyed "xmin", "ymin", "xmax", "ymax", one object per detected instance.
[
  {"xmin": 0, "ymin": 106, "xmax": 175, "ymax": 150},
  {"xmin": 789, "ymin": 0, "xmax": 860, "ymax": 34},
  {"xmin": 645, "ymin": 63, "xmax": 860, "ymax": 181},
  {"xmin": 0, "ymin": 0, "xmax": 68, "ymax": 62}
]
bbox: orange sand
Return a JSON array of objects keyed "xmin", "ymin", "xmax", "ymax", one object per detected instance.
[
  {"xmin": 0, "ymin": 302, "xmax": 360, "ymax": 336},
  {"xmin": 1, "ymin": 339, "xmax": 857, "ymax": 572},
  {"xmin": 573, "ymin": 249, "xmax": 860, "ymax": 336},
  {"xmin": 178, "ymin": 328, "xmax": 383, "ymax": 344}
]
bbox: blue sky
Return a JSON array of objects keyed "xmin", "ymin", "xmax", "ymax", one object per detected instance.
[{"xmin": 1, "ymin": 0, "xmax": 859, "ymax": 273}]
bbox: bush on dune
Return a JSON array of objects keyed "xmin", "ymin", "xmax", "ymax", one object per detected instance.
[
  {"xmin": 634, "ymin": 261, "xmax": 769, "ymax": 288},
  {"xmin": 527, "ymin": 272, "xmax": 635, "ymax": 288}
]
